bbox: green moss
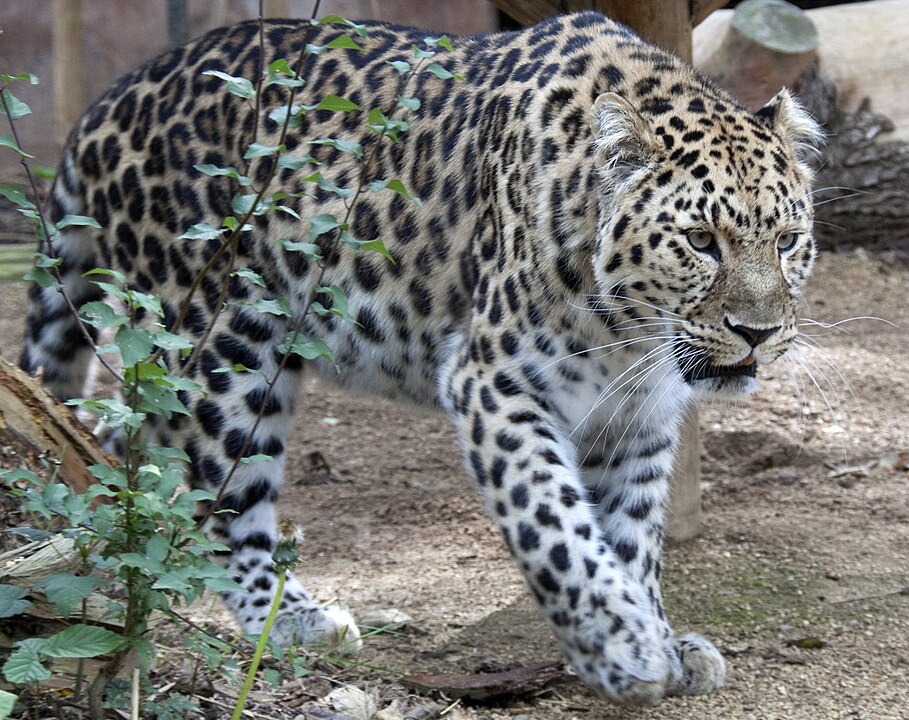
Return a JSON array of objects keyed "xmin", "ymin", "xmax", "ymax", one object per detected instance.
[{"xmin": 662, "ymin": 551, "xmax": 904, "ymax": 635}]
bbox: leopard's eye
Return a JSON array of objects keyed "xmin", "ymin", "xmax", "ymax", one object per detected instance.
[
  {"xmin": 776, "ymin": 232, "xmax": 799, "ymax": 253},
  {"xmin": 686, "ymin": 229, "xmax": 718, "ymax": 257}
]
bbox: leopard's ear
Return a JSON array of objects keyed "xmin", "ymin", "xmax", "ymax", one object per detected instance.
[
  {"xmin": 756, "ymin": 89, "xmax": 824, "ymax": 170},
  {"xmin": 591, "ymin": 93, "xmax": 662, "ymax": 181}
]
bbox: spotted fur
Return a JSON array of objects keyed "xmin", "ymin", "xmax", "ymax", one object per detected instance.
[{"xmin": 20, "ymin": 13, "xmax": 820, "ymax": 702}]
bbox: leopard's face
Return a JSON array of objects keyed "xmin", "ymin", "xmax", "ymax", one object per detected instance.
[{"xmin": 592, "ymin": 90, "xmax": 821, "ymax": 398}]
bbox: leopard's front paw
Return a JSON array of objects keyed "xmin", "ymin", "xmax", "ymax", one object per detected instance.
[
  {"xmin": 269, "ymin": 604, "xmax": 362, "ymax": 655},
  {"xmin": 561, "ymin": 597, "xmax": 673, "ymax": 704},
  {"xmin": 665, "ymin": 632, "xmax": 726, "ymax": 696}
]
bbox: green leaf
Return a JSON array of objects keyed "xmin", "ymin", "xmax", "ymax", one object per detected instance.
[
  {"xmin": 115, "ymin": 327, "xmax": 154, "ymax": 366},
  {"xmin": 314, "ymin": 15, "xmax": 368, "ymax": 37},
  {"xmin": 24, "ymin": 264, "xmax": 59, "ymax": 288},
  {"xmin": 151, "ymin": 330, "xmax": 194, "ymax": 351},
  {"xmin": 0, "ymin": 689, "xmax": 18, "ymax": 718},
  {"xmin": 266, "ymin": 62, "xmax": 305, "ymax": 87},
  {"xmin": 2, "ymin": 639, "xmax": 50, "ymax": 684},
  {"xmin": 279, "ymin": 333, "xmax": 334, "ymax": 363},
  {"xmin": 84, "ymin": 267, "xmax": 126, "ymax": 282},
  {"xmin": 308, "ymin": 213, "xmax": 342, "ymax": 241},
  {"xmin": 369, "ymin": 178, "xmax": 423, "ymax": 206},
  {"xmin": 397, "ymin": 96, "xmax": 420, "ymax": 112},
  {"xmin": 387, "ymin": 60, "xmax": 411, "ymax": 75},
  {"xmin": 194, "ymin": 163, "xmax": 253, "ymax": 187},
  {"xmin": 233, "ymin": 267, "xmax": 266, "ymax": 287},
  {"xmin": 268, "ymin": 58, "xmax": 295, "ymax": 77},
  {"xmin": 179, "ymin": 222, "xmax": 225, "ymax": 241},
  {"xmin": 202, "ymin": 575, "xmax": 245, "ymax": 594},
  {"xmin": 42, "ymin": 624, "xmax": 127, "ymax": 658},
  {"xmin": 0, "ymin": 133, "xmax": 33, "ymax": 158},
  {"xmin": 314, "ymin": 285, "xmax": 355, "ymax": 323},
  {"xmin": 67, "ymin": 398, "xmax": 146, "ymax": 430},
  {"xmin": 325, "ymin": 35, "xmax": 363, "ymax": 51},
  {"xmin": 314, "ymin": 95, "xmax": 360, "ymax": 112},
  {"xmin": 137, "ymin": 380, "xmax": 191, "ymax": 417},
  {"xmin": 56, "ymin": 214, "xmax": 102, "ymax": 230},
  {"xmin": 0, "ymin": 183, "xmax": 34, "ymax": 209},
  {"xmin": 202, "ymin": 70, "xmax": 256, "ymax": 99},
  {"xmin": 231, "ymin": 193, "xmax": 267, "ymax": 217},
  {"xmin": 412, "ymin": 46, "xmax": 435, "ymax": 60},
  {"xmin": 0, "ymin": 90, "xmax": 31, "ymax": 120},
  {"xmin": 0, "ymin": 584, "xmax": 30, "ymax": 619},
  {"xmin": 309, "ymin": 137, "xmax": 363, "ymax": 159},
  {"xmin": 1, "ymin": 72, "xmax": 38, "ymax": 84},
  {"xmin": 145, "ymin": 534, "xmax": 171, "ymax": 564},
  {"xmin": 119, "ymin": 552, "xmax": 164, "ymax": 574},
  {"xmin": 276, "ymin": 153, "xmax": 315, "ymax": 171},
  {"xmin": 79, "ymin": 301, "xmax": 129, "ymax": 329},
  {"xmin": 301, "ymin": 171, "xmax": 354, "ymax": 200},
  {"xmin": 252, "ymin": 297, "xmax": 292, "ymax": 317},
  {"xmin": 262, "ymin": 667, "xmax": 282, "ymax": 688},
  {"xmin": 34, "ymin": 574, "xmax": 101, "ymax": 617},
  {"xmin": 281, "ymin": 239, "xmax": 323, "ymax": 261},
  {"xmin": 340, "ymin": 231, "xmax": 394, "ymax": 262},
  {"xmin": 243, "ymin": 142, "xmax": 282, "ymax": 159},
  {"xmin": 424, "ymin": 62, "xmax": 454, "ymax": 80},
  {"xmin": 274, "ymin": 204, "xmax": 301, "ymax": 220},
  {"xmin": 426, "ymin": 35, "xmax": 454, "ymax": 52}
]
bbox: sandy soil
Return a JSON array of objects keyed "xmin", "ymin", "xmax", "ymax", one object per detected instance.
[{"xmin": 1, "ymin": 249, "xmax": 907, "ymax": 720}]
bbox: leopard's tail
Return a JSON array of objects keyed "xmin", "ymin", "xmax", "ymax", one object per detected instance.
[{"xmin": 19, "ymin": 147, "xmax": 105, "ymax": 401}]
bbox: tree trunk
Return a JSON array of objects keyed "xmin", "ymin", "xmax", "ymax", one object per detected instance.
[{"xmin": 52, "ymin": 0, "xmax": 84, "ymax": 146}]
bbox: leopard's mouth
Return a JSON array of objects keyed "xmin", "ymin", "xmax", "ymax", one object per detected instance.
[{"xmin": 680, "ymin": 349, "xmax": 758, "ymax": 383}]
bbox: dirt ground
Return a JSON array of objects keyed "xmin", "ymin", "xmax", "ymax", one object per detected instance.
[{"xmin": 1, "ymin": 249, "xmax": 907, "ymax": 720}]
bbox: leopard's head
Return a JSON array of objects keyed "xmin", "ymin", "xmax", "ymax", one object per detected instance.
[{"xmin": 590, "ymin": 88, "xmax": 822, "ymax": 398}]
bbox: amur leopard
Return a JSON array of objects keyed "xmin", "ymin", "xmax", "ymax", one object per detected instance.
[{"xmin": 20, "ymin": 12, "xmax": 821, "ymax": 703}]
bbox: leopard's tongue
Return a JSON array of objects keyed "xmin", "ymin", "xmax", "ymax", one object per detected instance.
[{"xmin": 734, "ymin": 354, "xmax": 755, "ymax": 367}]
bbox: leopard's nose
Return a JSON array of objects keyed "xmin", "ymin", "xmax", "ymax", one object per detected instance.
[{"xmin": 724, "ymin": 318, "xmax": 779, "ymax": 348}]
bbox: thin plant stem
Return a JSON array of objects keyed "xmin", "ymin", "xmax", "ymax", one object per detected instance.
[{"xmin": 230, "ymin": 570, "xmax": 286, "ymax": 720}]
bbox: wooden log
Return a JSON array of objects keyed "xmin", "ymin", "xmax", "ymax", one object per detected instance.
[
  {"xmin": 0, "ymin": 357, "xmax": 113, "ymax": 493},
  {"xmin": 697, "ymin": 0, "xmax": 818, "ymax": 110}
]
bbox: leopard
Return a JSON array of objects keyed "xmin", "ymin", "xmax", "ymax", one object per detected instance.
[{"xmin": 19, "ymin": 11, "xmax": 821, "ymax": 703}]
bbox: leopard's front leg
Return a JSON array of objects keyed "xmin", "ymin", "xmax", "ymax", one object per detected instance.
[
  {"xmin": 443, "ymin": 357, "xmax": 675, "ymax": 703},
  {"xmin": 578, "ymin": 393, "xmax": 725, "ymax": 696}
]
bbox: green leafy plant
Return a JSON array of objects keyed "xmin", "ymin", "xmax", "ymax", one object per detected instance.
[{"xmin": 1, "ymin": 7, "xmax": 461, "ymax": 718}]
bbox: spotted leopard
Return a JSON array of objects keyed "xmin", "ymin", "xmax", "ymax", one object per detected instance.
[{"xmin": 20, "ymin": 12, "xmax": 821, "ymax": 703}]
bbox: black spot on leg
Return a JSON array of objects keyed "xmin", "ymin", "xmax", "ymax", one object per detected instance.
[
  {"xmin": 535, "ymin": 504, "xmax": 562, "ymax": 529},
  {"xmin": 613, "ymin": 540, "xmax": 638, "ymax": 563},
  {"xmin": 196, "ymin": 399, "xmax": 225, "ymax": 437},
  {"xmin": 511, "ymin": 483, "xmax": 529, "ymax": 509},
  {"xmin": 518, "ymin": 521, "xmax": 541, "ymax": 552},
  {"xmin": 490, "ymin": 456, "xmax": 507, "ymax": 487},
  {"xmin": 536, "ymin": 568, "xmax": 561, "ymax": 594},
  {"xmin": 549, "ymin": 542, "xmax": 571, "ymax": 571}
]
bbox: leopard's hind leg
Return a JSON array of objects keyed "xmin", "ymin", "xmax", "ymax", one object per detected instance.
[
  {"xmin": 179, "ymin": 303, "xmax": 360, "ymax": 653},
  {"xmin": 19, "ymin": 152, "xmax": 104, "ymax": 400}
]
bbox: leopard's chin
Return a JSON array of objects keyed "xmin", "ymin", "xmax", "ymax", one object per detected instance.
[
  {"xmin": 686, "ymin": 373, "xmax": 759, "ymax": 400},
  {"xmin": 679, "ymin": 348, "xmax": 759, "ymax": 398}
]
